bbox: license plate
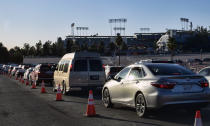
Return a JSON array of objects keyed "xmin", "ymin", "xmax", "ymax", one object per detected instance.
[
  {"xmin": 183, "ymin": 85, "xmax": 192, "ymax": 91},
  {"xmin": 90, "ymin": 75, "xmax": 99, "ymax": 80}
]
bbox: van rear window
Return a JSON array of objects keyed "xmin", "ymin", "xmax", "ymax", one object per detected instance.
[
  {"xmin": 89, "ymin": 60, "xmax": 103, "ymax": 71},
  {"xmin": 74, "ymin": 60, "xmax": 88, "ymax": 71}
]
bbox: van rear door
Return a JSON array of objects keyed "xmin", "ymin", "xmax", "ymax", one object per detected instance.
[
  {"xmin": 70, "ymin": 59, "xmax": 89, "ymax": 87},
  {"xmin": 88, "ymin": 59, "xmax": 105, "ymax": 87}
]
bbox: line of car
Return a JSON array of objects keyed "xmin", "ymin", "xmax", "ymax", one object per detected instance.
[{"xmin": 1, "ymin": 53, "xmax": 210, "ymax": 118}]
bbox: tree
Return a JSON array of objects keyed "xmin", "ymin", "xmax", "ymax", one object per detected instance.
[
  {"xmin": 51, "ymin": 43, "xmax": 57, "ymax": 56},
  {"xmin": 23, "ymin": 43, "xmax": 30, "ymax": 56},
  {"xmin": 71, "ymin": 41, "xmax": 80, "ymax": 52},
  {"xmin": 56, "ymin": 37, "xmax": 65, "ymax": 56},
  {"xmin": 42, "ymin": 40, "xmax": 51, "ymax": 56},
  {"xmin": 66, "ymin": 39, "xmax": 73, "ymax": 53},
  {"xmin": 167, "ymin": 37, "xmax": 177, "ymax": 60},
  {"xmin": 115, "ymin": 33, "xmax": 123, "ymax": 65},
  {"xmin": 35, "ymin": 40, "xmax": 42, "ymax": 56},
  {"xmin": 0, "ymin": 42, "xmax": 9, "ymax": 63},
  {"xmin": 9, "ymin": 46, "xmax": 23, "ymax": 64},
  {"xmin": 108, "ymin": 42, "xmax": 116, "ymax": 55},
  {"xmin": 29, "ymin": 46, "xmax": 36, "ymax": 56}
]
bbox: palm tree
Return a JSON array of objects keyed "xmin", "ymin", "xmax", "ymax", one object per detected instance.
[{"xmin": 167, "ymin": 37, "xmax": 177, "ymax": 60}]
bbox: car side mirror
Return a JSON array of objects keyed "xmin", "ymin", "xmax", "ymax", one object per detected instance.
[{"xmin": 115, "ymin": 77, "xmax": 122, "ymax": 82}]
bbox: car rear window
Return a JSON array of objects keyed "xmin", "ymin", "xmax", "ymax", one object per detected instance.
[
  {"xmin": 89, "ymin": 60, "xmax": 103, "ymax": 71},
  {"xmin": 40, "ymin": 65, "xmax": 51, "ymax": 71},
  {"xmin": 146, "ymin": 64, "xmax": 194, "ymax": 76},
  {"xmin": 74, "ymin": 60, "xmax": 88, "ymax": 71}
]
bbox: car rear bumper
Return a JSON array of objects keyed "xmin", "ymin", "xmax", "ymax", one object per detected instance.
[{"xmin": 146, "ymin": 90, "xmax": 210, "ymax": 109}]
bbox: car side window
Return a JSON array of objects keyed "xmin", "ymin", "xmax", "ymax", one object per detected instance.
[
  {"xmin": 115, "ymin": 67, "xmax": 130, "ymax": 80},
  {"xmin": 199, "ymin": 69, "xmax": 210, "ymax": 76},
  {"xmin": 128, "ymin": 67, "xmax": 144, "ymax": 80},
  {"xmin": 63, "ymin": 61, "xmax": 69, "ymax": 73}
]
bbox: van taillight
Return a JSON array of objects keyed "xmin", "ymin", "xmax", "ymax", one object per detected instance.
[{"xmin": 70, "ymin": 64, "xmax": 73, "ymax": 71}]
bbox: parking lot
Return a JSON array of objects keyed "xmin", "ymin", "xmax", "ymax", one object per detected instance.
[{"xmin": 1, "ymin": 73, "xmax": 210, "ymax": 126}]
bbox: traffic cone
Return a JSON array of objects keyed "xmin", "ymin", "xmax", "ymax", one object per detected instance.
[
  {"xmin": 56, "ymin": 84, "xmax": 62, "ymax": 101},
  {"xmin": 41, "ymin": 80, "xmax": 46, "ymax": 93},
  {"xmin": 85, "ymin": 90, "xmax": 96, "ymax": 117},
  {"xmin": 31, "ymin": 81, "xmax": 36, "ymax": 89},
  {"xmin": 25, "ymin": 79, "xmax": 29, "ymax": 86},
  {"xmin": 194, "ymin": 110, "xmax": 202, "ymax": 126}
]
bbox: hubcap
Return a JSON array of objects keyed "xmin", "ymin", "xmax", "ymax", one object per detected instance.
[
  {"xmin": 103, "ymin": 89, "xmax": 110, "ymax": 106},
  {"xmin": 136, "ymin": 95, "xmax": 145, "ymax": 116}
]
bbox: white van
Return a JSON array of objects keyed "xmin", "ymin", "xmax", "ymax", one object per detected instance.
[{"xmin": 53, "ymin": 52, "xmax": 106, "ymax": 94}]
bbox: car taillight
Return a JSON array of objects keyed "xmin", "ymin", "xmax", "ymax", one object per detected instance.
[
  {"xmin": 200, "ymin": 82, "xmax": 209, "ymax": 88},
  {"xmin": 151, "ymin": 82, "xmax": 176, "ymax": 89}
]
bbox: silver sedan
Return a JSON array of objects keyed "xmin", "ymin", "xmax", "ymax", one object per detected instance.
[{"xmin": 102, "ymin": 63, "xmax": 210, "ymax": 117}]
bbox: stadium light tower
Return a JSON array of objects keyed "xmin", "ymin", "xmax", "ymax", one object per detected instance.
[
  {"xmin": 109, "ymin": 18, "xmax": 127, "ymax": 36},
  {"xmin": 76, "ymin": 27, "xmax": 89, "ymax": 36}
]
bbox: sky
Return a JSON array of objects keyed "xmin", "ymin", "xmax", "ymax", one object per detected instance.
[{"xmin": 0, "ymin": 0, "xmax": 210, "ymax": 49}]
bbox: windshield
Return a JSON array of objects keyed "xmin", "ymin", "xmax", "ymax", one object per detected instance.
[{"xmin": 146, "ymin": 64, "xmax": 194, "ymax": 76}]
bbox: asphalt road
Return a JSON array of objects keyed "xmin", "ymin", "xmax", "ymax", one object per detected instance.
[{"xmin": 1, "ymin": 75, "xmax": 210, "ymax": 126}]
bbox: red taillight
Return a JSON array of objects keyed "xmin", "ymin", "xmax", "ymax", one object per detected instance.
[
  {"xmin": 70, "ymin": 64, "xmax": 73, "ymax": 71},
  {"xmin": 151, "ymin": 82, "xmax": 176, "ymax": 89},
  {"xmin": 200, "ymin": 82, "xmax": 209, "ymax": 88}
]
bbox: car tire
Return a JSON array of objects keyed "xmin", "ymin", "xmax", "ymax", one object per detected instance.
[
  {"xmin": 135, "ymin": 93, "xmax": 147, "ymax": 117},
  {"xmin": 62, "ymin": 82, "xmax": 67, "ymax": 95},
  {"xmin": 102, "ymin": 88, "xmax": 113, "ymax": 108}
]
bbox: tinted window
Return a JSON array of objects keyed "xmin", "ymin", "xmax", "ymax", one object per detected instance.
[
  {"xmin": 63, "ymin": 62, "xmax": 69, "ymax": 73},
  {"xmin": 74, "ymin": 60, "xmax": 87, "ymax": 71},
  {"xmin": 59, "ymin": 63, "xmax": 64, "ymax": 71},
  {"xmin": 115, "ymin": 67, "xmax": 130, "ymax": 79},
  {"xmin": 89, "ymin": 60, "xmax": 103, "ymax": 71},
  {"xmin": 128, "ymin": 67, "xmax": 144, "ymax": 80},
  {"xmin": 40, "ymin": 65, "xmax": 51, "ymax": 71},
  {"xmin": 146, "ymin": 64, "xmax": 193, "ymax": 76}
]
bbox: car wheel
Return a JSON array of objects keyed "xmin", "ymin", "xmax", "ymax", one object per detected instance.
[
  {"xmin": 102, "ymin": 88, "xmax": 113, "ymax": 108},
  {"xmin": 136, "ymin": 93, "xmax": 147, "ymax": 117},
  {"xmin": 62, "ymin": 82, "xmax": 67, "ymax": 95}
]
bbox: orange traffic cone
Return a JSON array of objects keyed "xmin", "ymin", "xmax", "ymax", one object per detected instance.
[
  {"xmin": 31, "ymin": 81, "xmax": 36, "ymax": 89},
  {"xmin": 56, "ymin": 84, "xmax": 62, "ymax": 101},
  {"xmin": 194, "ymin": 110, "xmax": 202, "ymax": 126},
  {"xmin": 85, "ymin": 90, "xmax": 96, "ymax": 117},
  {"xmin": 25, "ymin": 79, "xmax": 29, "ymax": 86},
  {"xmin": 41, "ymin": 80, "xmax": 46, "ymax": 93}
]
